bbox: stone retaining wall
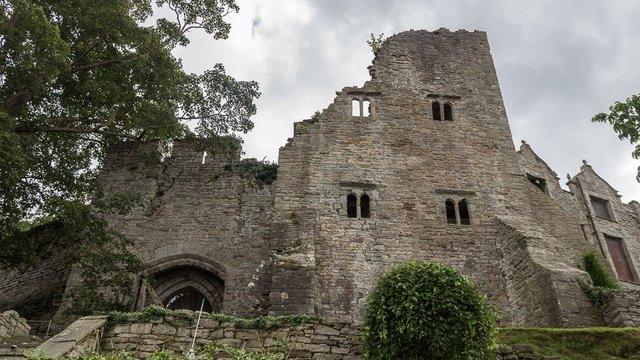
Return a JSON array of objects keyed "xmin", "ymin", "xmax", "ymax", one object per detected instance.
[
  {"xmin": 0, "ymin": 310, "xmax": 30, "ymax": 340},
  {"xmin": 103, "ymin": 315, "xmax": 360, "ymax": 359},
  {"xmin": 602, "ymin": 289, "xmax": 640, "ymax": 327},
  {"xmin": 100, "ymin": 314, "xmax": 555, "ymax": 359}
]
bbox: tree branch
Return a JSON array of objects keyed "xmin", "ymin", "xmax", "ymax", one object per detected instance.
[{"xmin": 14, "ymin": 126, "xmax": 139, "ymax": 140}]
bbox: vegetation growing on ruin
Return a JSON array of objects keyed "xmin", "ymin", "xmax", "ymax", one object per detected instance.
[
  {"xmin": 362, "ymin": 261, "xmax": 498, "ymax": 359},
  {"xmin": 105, "ymin": 306, "xmax": 316, "ymax": 331},
  {"xmin": 367, "ymin": 33, "xmax": 387, "ymax": 55},
  {"xmin": 235, "ymin": 159, "xmax": 278, "ymax": 185},
  {"xmin": 580, "ymin": 250, "xmax": 619, "ymax": 307}
]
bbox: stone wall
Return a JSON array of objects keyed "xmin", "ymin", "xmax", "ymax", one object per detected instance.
[
  {"xmin": 100, "ymin": 315, "xmax": 547, "ymax": 360},
  {"xmin": 0, "ymin": 223, "xmax": 76, "ymax": 321},
  {"xmin": 103, "ymin": 315, "xmax": 360, "ymax": 359},
  {"xmin": 0, "ymin": 311, "xmax": 30, "ymax": 340},
  {"xmin": 99, "ymin": 140, "xmax": 275, "ymax": 316},
  {"xmin": 602, "ymin": 289, "xmax": 640, "ymax": 327},
  {"xmin": 270, "ymin": 28, "xmax": 521, "ymax": 324},
  {"xmin": 569, "ymin": 162, "xmax": 640, "ymax": 288}
]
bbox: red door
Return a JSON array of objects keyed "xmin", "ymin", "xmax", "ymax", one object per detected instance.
[{"xmin": 605, "ymin": 235, "xmax": 635, "ymax": 283}]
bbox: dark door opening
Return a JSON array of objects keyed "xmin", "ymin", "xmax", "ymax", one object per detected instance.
[{"xmin": 164, "ymin": 286, "xmax": 213, "ymax": 312}]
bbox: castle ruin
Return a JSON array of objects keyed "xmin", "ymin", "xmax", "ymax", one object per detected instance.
[{"xmin": 2, "ymin": 29, "xmax": 640, "ymax": 329}]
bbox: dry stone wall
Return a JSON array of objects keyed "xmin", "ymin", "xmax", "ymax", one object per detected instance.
[{"xmin": 103, "ymin": 315, "xmax": 360, "ymax": 359}]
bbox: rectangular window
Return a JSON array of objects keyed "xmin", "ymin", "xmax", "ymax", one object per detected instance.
[
  {"xmin": 590, "ymin": 196, "xmax": 613, "ymax": 220},
  {"xmin": 605, "ymin": 234, "xmax": 635, "ymax": 283}
]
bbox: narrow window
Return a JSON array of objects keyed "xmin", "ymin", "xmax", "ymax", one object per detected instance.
[
  {"xmin": 443, "ymin": 103, "xmax": 453, "ymax": 121},
  {"xmin": 347, "ymin": 193, "xmax": 357, "ymax": 218},
  {"xmin": 526, "ymin": 174, "xmax": 547, "ymax": 193},
  {"xmin": 605, "ymin": 235, "xmax": 635, "ymax": 282},
  {"xmin": 432, "ymin": 101, "xmax": 442, "ymax": 121},
  {"xmin": 362, "ymin": 100, "xmax": 371, "ymax": 117},
  {"xmin": 459, "ymin": 199, "xmax": 470, "ymax": 225},
  {"xmin": 352, "ymin": 99, "xmax": 361, "ymax": 117},
  {"xmin": 445, "ymin": 199, "xmax": 456, "ymax": 224},
  {"xmin": 360, "ymin": 193, "xmax": 371, "ymax": 218},
  {"xmin": 590, "ymin": 196, "xmax": 613, "ymax": 220}
]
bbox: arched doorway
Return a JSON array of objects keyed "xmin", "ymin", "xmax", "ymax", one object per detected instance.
[
  {"xmin": 152, "ymin": 266, "xmax": 224, "ymax": 312},
  {"xmin": 141, "ymin": 255, "xmax": 226, "ymax": 312}
]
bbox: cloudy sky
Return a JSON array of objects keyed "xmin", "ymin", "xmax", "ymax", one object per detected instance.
[{"xmin": 170, "ymin": 0, "xmax": 640, "ymax": 201}]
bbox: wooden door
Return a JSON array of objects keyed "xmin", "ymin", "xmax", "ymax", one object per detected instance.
[{"xmin": 605, "ymin": 235, "xmax": 635, "ymax": 283}]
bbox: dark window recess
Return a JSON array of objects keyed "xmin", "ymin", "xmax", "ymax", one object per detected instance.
[
  {"xmin": 526, "ymin": 174, "xmax": 547, "ymax": 193},
  {"xmin": 605, "ymin": 235, "xmax": 635, "ymax": 282},
  {"xmin": 590, "ymin": 196, "xmax": 613, "ymax": 220},
  {"xmin": 459, "ymin": 199, "xmax": 470, "ymax": 225},
  {"xmin": 432, "ymin": 101, "xmax": 442, "ymax": 121},
  {"xmin": 445, "ymin": 199, "xmax": 456, "ymax": 224},
  {"xmin": 360, "ymin": 194, "xmax": 371, "ymax": 218},
  {"xmin": 443, "ymin": 103, "xmax": 453, "ymax": 121},
  {"xmin": 347, "ymin": 193, "xmax": 358, "ymax": 218}
]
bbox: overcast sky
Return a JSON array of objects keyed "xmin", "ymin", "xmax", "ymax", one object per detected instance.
[{"xmin": 170, "ymin": 0, "xmax": 640, "ymax": 202}]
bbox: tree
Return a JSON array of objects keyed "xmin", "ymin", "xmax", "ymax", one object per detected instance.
[
  {"xmin": 592, "ymin": 94, "xmax": 640, "ymax": 181},
  {"xmin": 0, "ymin": 0, "xmax": 259, "ymax": 312},
  {"xmin": 362, "ymin": 261, "xmax": 497, "ymax": 359}
]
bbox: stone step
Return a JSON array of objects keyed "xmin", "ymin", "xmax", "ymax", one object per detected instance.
[
  {"xmin": 35, "ymin": 316, "xmax": 106, "ymax": 359},
  {"xmin": 0, "ymin": 343, "xmax": 28, "ymax": 359}
]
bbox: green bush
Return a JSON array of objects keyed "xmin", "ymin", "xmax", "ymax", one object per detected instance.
[
  {"xmin": 362, "ymin": 261, "xmax": 498, "ymax": 359},
  {"xmin": 583, "ymin": 251, "xmax": 619, "ymax": 289}
]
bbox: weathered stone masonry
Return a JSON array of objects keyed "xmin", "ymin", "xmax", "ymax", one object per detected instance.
[{"xmin": 2, "ymin": 28, "xmax": 640, "ymax": 329}]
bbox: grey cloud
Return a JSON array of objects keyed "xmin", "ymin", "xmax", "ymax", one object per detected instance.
[{"xmin": 177, "ymin": 0, "xmax": 640, "ymax": 200}]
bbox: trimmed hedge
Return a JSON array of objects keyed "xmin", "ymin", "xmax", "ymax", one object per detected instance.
[{"xmin": 362, "ymin": 261, "xmax": 498, "ymax": 359}]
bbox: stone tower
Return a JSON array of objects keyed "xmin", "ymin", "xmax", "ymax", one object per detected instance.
[{"xmin": 269, "ymin": 29, "xmax": 524, "ymax": 322}]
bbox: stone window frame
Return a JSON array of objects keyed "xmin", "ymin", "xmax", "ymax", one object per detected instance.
[
  {"xmin": 589, "ymin": 194, "xmax": 616, "ymax": 222},
  {"xmin": 602, "ymin": 233, "xmax": 639, "ymax": 285},
  {"xmin": 351, "ymin": 97, "xmax": 374, "ymax": 118},
  {"xmin": 439, "ymin": 195, "xmax": 472, "ymax": 226},
  {"xmin": 431, "ymin": 100, "xmax": 455, "ymax": 121},
  {"xmin": 342, "ymin": 188, "xmax": 373, "ymax": 219}
]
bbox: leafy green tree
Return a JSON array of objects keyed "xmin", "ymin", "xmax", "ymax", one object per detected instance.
[
  {"xmin": 362, "ymin": 261, "xmax": 498, "ymax": 360},
  {"xmin": 592, "ymin": 94, "xmax": 640, "ymax": 181},
  {"xmin": 0, "ymin": 0, "xmax": 259, "ymax": 312}
]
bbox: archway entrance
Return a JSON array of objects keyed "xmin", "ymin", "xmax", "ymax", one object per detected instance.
[{"xmin": 151, "ymin": 266, "xmax": 224, "ymax": 312}]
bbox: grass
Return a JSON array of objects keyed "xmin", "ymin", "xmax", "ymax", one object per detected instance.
[{"xmin": 500, "ymin": 327, "xmax": 640, "ymax": 360}]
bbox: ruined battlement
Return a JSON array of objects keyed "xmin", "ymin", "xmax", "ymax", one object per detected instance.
[{"xmin": 3, "ymin": 29, "xmax": 640, "ymax": 330}]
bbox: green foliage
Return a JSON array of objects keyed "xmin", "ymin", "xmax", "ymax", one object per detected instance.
[
  {"xmin": 367, "ymin": 33, "xmax": 387, "ymax": 55},
  {"xmin": 235, "ymin": 159, "xmax": 278, "ymax": 185},
  {"xmin": 500, "ymin": 327, "xmax": 640, "ymax": 360},
  {"xmin": 0, "ymin": 0, "xmax": 259, "ymax": 270},
  {"xmin": 105, "ymin": 305, "xmax": 316, "ymax": 330},
  {"xmin": 362, "ymin": 261, "xmax": 498, "ymax": 360},
  {"xmin": 105, "ymin": 306, "xmax": 194, "ymax": 330},
  {"xmin": 592, "ymin": 94, "xmax": 640, "ymax": 181},
  {"xmin": 583, "ymin": 251, "xmax": 619, "ymax": 289},
  {"xmin": 203, "ymin": 343, "xmax": 285, "ymax": 360},
  {"xmin": 580, "ymin": 251, "xmax": 619, "ymax": 308},
  {"xmin": 208, "ymin": 312, "xmax": 316, "ymax": 329}
]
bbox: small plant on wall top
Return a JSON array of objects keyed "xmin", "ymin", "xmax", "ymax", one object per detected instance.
[{"xmin": 362, "ymin": 261, "xmax": 498, "ymax": 359}]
